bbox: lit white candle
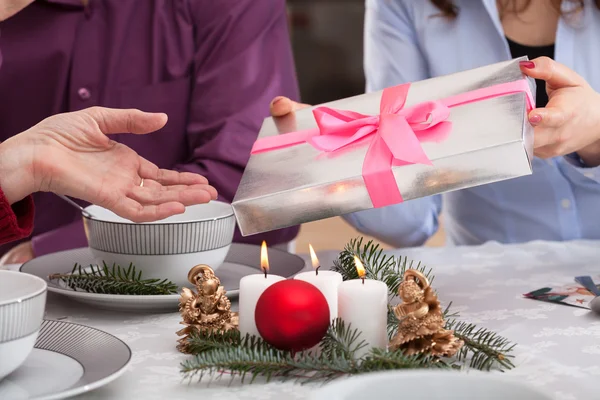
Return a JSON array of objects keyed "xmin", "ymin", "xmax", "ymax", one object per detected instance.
[
  {"xmin": 295, "ymin": 244, "xmax": 342, "ymax": 320},
  {"xmin": 338, "ymin": 256, "xmax": 388, "ymax": 358},
  {"xmin": 239, "ymin": 241, "xmax": 284, "ymax": 338}
]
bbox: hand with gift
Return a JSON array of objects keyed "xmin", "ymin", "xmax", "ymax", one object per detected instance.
[
  {"xmin": 0, "ymin": 107, "xmax": 217, "ymax": 221},
  {"xmin": 271, "ymin": 57, "xmax": 600, "ymax": 167},
  {"xmin": 520, "ymin": 57, "xmax": 600, "ymax": 166}
]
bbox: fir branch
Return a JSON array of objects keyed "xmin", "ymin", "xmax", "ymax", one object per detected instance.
[
  {"xmin": 332, "ymin": 237, "xmax": 434, "ymax": 297},
  {"xmin": 445, "ymin": 319, "xmax": 516, "ymax": 371},
  {"xmin": 359, "ymin": 348, "xmax": 448, "ymax": 372},
  {"xmin": 49, "ymin": 262, "xmax": 178, "ymax": 295},
  {"xmin": 184, "ymin": 329, "xmax": 243, "ymax": 354},
  {"xmin": 184, "ymin": 329, "xmax": 277, "ymax": 356},
  {"xmin": 320, "ymin": 318, "xmax": 366, "ymax": 361},
  {"xmin": 387, "ymin": 306, "xmax": 399, "ymax": 339},
  {"xmin": 181, "ymin": 346, "xmax": 353, "ymax": 384}
]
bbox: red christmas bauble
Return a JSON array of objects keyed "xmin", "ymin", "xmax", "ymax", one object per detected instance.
[{"xmin": 255, "ymin": 280, "xmax": 330, "ymax": 352}]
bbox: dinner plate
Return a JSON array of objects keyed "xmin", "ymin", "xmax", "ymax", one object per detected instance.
[
  {"xmin": 20, "ymin": 243, "xmax": 307, "ymax": 312},
  {"xmin": 310, "ymin": 370, "xmax": 553, "ymax": 400},
  {"xmin": 0, "ymin": 320, "xmax": 131, "ymax": 400}
]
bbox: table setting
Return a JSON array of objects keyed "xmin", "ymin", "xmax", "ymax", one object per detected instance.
[
  {"xmin": 2, "ymin": 57, "xmax": 600, "ymax": 400},
  {"xmin": 2, "ymin": 236, "xmax": 600, "ymax": 400}
]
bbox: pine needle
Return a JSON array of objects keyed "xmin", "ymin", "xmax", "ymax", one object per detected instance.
[{"xmin": 49, "ymin": 262, "xmax": 178, "ymax": 295}]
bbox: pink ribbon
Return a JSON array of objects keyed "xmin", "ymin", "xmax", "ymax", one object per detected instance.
[{"xmin": 252, "ymin": 80, "xmax": 534, "ymax": 208}]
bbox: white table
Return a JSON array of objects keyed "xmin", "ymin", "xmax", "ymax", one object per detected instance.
[{"xmin": 18, "ymin": 240, "xmax": 600, "ymax": 399}]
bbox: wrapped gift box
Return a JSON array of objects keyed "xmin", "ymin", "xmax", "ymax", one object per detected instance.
[{"xmin": 232, "ymin": 57, "xmax": 536, "ymax": 236}]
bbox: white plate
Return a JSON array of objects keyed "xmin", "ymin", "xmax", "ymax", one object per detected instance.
[
  {"xmin": 310, "ymin": 370, "xmax": 552, "ymax": 400},
  {"xmin": 20, "ymin": 243, "xmax": 306, "ymax": 312},
  {"xmin": 0, "ymin": 320, "xmax": 131, "ymax": 400}
]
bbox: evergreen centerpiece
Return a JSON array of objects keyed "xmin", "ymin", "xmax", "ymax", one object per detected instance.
[{"xmin": 179, "ymin": 238, "xmax": 516, "ymax": 383}]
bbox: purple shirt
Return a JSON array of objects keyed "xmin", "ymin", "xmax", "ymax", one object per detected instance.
[{"xmin": 0, "ymin": 0, "xmax": 300, "ymax": 256}]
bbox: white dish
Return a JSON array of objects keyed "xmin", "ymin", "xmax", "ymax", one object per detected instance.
[
  {"xmin": 0, "ymin": 320, "xmax": 131, "ymax": 400},
  {"xmin": 0, "ymin": 271, "xmax": 47, "ymax": 380},
  {"xmin": 83, "ymin": 201, "xmax": 236, "ymax": 287},
  {"xmin": 310, "ymin": 370, "xmax": 552, "ymax": 400},
  {"xmin": 20, "ymin": 243, "xmax": 306, "ymax": 312}
]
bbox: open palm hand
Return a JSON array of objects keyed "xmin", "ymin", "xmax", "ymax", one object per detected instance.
[{"xmin": 12, "ymin": 107, "xmax": 217, "ymax": 222}]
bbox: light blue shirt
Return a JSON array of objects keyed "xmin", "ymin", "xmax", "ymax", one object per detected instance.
[{"xmin": 343, "ymin": 0, "xmax": 600, "ymax": 247}]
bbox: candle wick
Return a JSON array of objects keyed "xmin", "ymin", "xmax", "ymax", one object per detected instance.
[
  {"xmin": 361, "ymin": 277, "xmax": 365, "ymax": 285},
  {"xmin": 263, "ymin": 267, "xmax": 267, "ymax": 279},
  {"xmin": 315, "ymin": 266, "xmax": 320, "ymax": 276}
]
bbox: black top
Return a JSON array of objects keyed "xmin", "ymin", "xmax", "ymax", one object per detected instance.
[{"xmin": 506, "ymin": 37, "xmax": 555, "ymax": 107}]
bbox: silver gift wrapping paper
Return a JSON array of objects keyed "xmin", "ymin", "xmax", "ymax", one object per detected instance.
[{"xmin": 232, "ymin": 57, "xmax": 535, "ymax": 236}]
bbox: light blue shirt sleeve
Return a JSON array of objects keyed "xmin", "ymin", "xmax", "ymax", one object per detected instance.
[{"xmin": 341, "ymin": 0, "xmax": 442, "ymax": 248}]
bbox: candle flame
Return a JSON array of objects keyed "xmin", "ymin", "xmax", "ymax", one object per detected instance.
[
  {"xmin": 260, "ymin": 241, "xmax": 269, "ymax": 275},
  {"xmin": 309, "ymin": 244, "xmax": 320, "ymax": 270},
  {"xmin": 353, "ymin": 256, "xmax": 366, "ymax": 279}
]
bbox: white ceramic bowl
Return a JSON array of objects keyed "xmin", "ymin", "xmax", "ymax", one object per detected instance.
[
  {"xmin": 83, "ymin": 201, "xmax": 236, "ymax": 288},
  {"xmin": 0, "ymin": 271, "xmax": 47, "ymax": 380},
  {"xmin": 310, "ymin": 370, "xmax": 552, "ymax": 400}
]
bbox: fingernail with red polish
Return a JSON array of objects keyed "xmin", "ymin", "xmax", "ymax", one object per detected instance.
[
  {"xmin": 520, "ymin": 61, "xmax": 535, "ymax": 69},
  {"xmin": 529, "ymin": 114, "xmax": 542, "ymax": 125}
]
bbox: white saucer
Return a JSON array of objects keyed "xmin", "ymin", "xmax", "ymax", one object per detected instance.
[
  {"xmin": 0, "ymin": 320, "xmax": 131, "ymax": 400},
  {"xmin": 20, "ymin": 244, "xmax": 306, "ymax": 312},
  {"xmin": 310, "ymin": 370, "xmax": 552, "ymax": 400}
]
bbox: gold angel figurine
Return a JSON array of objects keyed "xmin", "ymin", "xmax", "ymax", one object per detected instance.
[
  {"xmin": 389, "ymin": 269, "xmax": 463, "ymax": 357},
  {"xmin": 176, "ymin": 264, "xmax": 238, "ymax": 353}
]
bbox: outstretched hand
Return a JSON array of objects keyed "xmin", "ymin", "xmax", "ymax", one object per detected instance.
[{"xmin": 0, "ymin": 107, "xmax": 217, "ymax": 223}]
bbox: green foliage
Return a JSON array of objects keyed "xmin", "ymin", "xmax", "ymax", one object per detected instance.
[
  {"xmin": 446, "ymin": 319, "xmax": 516, "ymax": 371},
  {"xmin": 320, "ymin": 318, "xmax": 366, "ymax": 361},
  {"xmin": 182, "ymin": 319, "xmax": 365, "ymax": 384},
  {"xmin": 49, "ymin": 262, "xmax": 178, "ymax": 295},
  {"xmin": 332, "ymin": 237, "xmax": 434, "ymax": 297}
]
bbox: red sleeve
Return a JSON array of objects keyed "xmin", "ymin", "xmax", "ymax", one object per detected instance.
[{"xmin": 0, "ymin": 187, "xmax": 35, "ymax": 245}]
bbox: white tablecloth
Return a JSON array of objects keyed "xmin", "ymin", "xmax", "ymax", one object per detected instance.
[{"xmin": 20, "ymin": 240, "xmax": 600, "ymax": 399}]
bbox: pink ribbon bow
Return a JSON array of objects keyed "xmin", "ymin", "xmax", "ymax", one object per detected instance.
[{"xmin": 252, "ymin": 80, "xmax": 534, "ymax": 208}]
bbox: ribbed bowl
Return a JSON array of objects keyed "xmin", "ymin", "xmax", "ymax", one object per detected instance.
[
  {"xmin": 0, "ymin": 271, "xmax": 47, "ymax": 379},
  {"xmin": 83, "ymin": 201, "xmax": 236, "ymax": 288}
]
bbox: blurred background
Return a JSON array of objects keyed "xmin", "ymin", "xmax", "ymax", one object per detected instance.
[{"xmin": 286, "ymin": 0, "xmax": 445, "ymax": 252}]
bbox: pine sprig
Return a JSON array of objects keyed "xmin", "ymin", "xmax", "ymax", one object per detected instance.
[
  {"xmin": 181, "ymin": 321, "xmax": 448, "ymax": 384},
  {"xmin": 332, "ymin": 237, "xmax": 434, "ymax": 297},
  {"xmin": 320, "ymin": 318, "xmax": 367, "ymax": 361},
  {"xmin": 446, "ymin": 319, "xmax": 516, "ymax": 371},
  {"xmin": 359, "ymin": 348, "xmax": 448, "ymax": 372},
  {"xmin": 181, "ymin": 346, "xmax": 350, "ymax": 384},
  {"xmin": 185, "ymin": 329, "xmax": 278, "ymax": 355},
  {"xmin": 185, "ymin": 329, "xmax": 243, "ymax": 354},
  {"xmin": 49, "ymin": 262, "xmax": 178, "ymax": 295}
]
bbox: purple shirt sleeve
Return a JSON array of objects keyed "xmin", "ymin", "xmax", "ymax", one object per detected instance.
[
  {"xmin": 31, "ymin": 219, "xmax": 87, "ymax": 257},
  {"xmin": 173, "ymin": 0, "xmax": 301, "ymax": 245}
]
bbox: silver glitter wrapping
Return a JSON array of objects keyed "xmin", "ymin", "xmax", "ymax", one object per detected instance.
[{"xmin": 233, "ymin": 57, "xmax": 535, "ymax": 236}]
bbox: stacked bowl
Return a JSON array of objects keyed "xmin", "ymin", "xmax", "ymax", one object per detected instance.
[{"xmin": 0, "ymin": 271, "xmax": 47, "ymax": 380}]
